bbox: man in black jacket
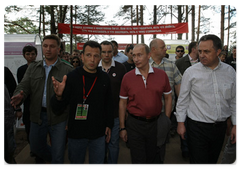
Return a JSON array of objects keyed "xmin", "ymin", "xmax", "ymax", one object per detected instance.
[
  {"xmin": 51, "ymin": 41, "xmax": 114, "ymax": 164},
  {"xmin": 226, "ymin": 46, "xmax": 236, "ymax": 70}
]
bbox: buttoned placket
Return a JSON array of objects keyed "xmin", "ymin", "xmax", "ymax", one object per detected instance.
[
  {"xmin": 212, "ymin": 69, "xmax": 221, "ymax": 120},
  {"xmin": 142, "ymin": 75, "xmax": 147, "ymax": 88}
]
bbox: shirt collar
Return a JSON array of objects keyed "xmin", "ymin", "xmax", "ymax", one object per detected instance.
[
  {"xmin": 200, "ymin": 58, "xmax": 222, "ymax": 70},
  {"xmin": 188, "ymin": 54, "xmax": 198, "ymax": 62},
  {"xmin": 135, "ymin": 63, "xmax": 154, "ymax": 75},
  {"xmin": 43, "ymin": 58, "xmax": 58, "ymax": 67},
  {"xmin": 98, "ymin": 58, "xmax": 115, "ymax": 67},
  {"xmin": 149, "ymin": 57, "xmax": 164, "ymax": 66}
]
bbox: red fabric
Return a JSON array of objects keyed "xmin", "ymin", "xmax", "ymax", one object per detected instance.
[
  {"xmin": 120, "ymin": 68, "xmax": 171, "ymax": 117},
  {"xmin": 58, "ymin": 23, "xmax": 188, "ymax": 35}
]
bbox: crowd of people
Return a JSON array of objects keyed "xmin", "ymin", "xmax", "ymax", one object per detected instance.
[{"xmin": 4, "ymin": 34, "xmax": 236, "ymax": 164}]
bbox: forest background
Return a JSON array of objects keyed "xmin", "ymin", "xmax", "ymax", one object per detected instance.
[{"xmin": 3, "ymin": 4, "xmax": 237, "ymax": 54}]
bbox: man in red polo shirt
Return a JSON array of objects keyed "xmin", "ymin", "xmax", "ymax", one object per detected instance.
[{"xmin": 119, "ymin": 44, "xmax": 172, "ymax": 163}]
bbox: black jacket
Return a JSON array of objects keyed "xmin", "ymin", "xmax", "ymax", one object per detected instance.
[{"xmin": 51, "ymin": 66, "xmax": 114, "ymax": 139}]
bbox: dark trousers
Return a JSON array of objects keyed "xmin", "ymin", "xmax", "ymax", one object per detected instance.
[
  {"xmin": 126, "ymin": 114, "xmax": 158, "ymax": 163},
  {"xmin": 187, "ymin": 117, "xmax": 227, "ymax": 164},
  {"xmin": 180, "ymin": 118, "xmax": 189, "ymax": 153}
]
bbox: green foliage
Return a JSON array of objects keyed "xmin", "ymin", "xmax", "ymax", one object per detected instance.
[
  {"xmin": 66, "ymin": 5, "xmax": 105, "ymax": 25},
  {"xmin": 4, "ymin": 17, "xmax": 39, "ymax": 34}
]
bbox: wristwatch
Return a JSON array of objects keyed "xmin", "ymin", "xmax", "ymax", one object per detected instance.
[{"xmin": 119, "ymin": 127, "xmax": 126, "ymax": 132}]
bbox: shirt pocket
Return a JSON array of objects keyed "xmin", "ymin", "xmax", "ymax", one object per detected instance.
[
  {"xmin": 31, "ymin": 75, "xmax": 44, "ymax": 87},
  {"xmin": 221, "ymin": 83, "xmax": 232, "ymax": 100}
]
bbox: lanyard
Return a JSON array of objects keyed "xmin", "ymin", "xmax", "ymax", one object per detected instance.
[{"xmin": 82, "ymin": 75, "xmax": 97, "ymax": 104}]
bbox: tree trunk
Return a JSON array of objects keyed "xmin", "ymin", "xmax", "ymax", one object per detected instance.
[
  {"xmin": 221, "ymin": 5, "xmax": 225, "ymax": 46},
  {"xmin": 87, "ymin": 5, "xmax": 90, "ymax": 41},
  {"xmin": 131, "ymin": 5, "xmax": 133, "ymax": 44},
  {"xmin": 186, "ymin": 5, "xmax": 188, "ymax": 40},
  {"xmin": 70, "ymin": 5, "xmax": 73, "ymax": 54},
  {"xmin": 171, "ymin": 5, "xmax": 173, "ymax": 39},
  {"xmin": 39, "ymin": 5, "xmax": 42, "ymax": 35},
  {"xmin": 227, "ymin": 5, "xmax": 230, "ymax": 48},
  {"xmin": 140, "ymin": 5, "xmax": 144, "ymax": 43},
  {"xmin": 153, "ymin": 5, "xmax": 157, "ymax": 39},
  {"xmin": 42, "ymin": 3, "xmax": 46, "ymax": 37},
  {"xmin": 59, "ymin": 5, "xmax": 63, "ymax": 39},
  {"xmin": 75, "ymin": 6, "xmax": 77, "ymax": 50},
  {"xmin": 50, "ymin": 6, "xmax": 56, "ymax": 34},
  {"xmin": 191, "ymin": 5, "xmax": 195, "ymax": 41},
  {"xmin": 61, "ymin": 5, "xmax": 68, "ymax": 23},
  {"xmin": 196, "ymin": 5, "xmax": 201, "ymax": 42},
  {"xmin": 177, "ymin": 5, "xmax": 183, "ymax": 40},
  {"xmin": 136, "ymin": 5, "xmax": 139, "ymax": 44}
]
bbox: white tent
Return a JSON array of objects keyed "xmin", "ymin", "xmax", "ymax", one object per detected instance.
[{"xmin": 4, "ymin": 34, "xmax": 42, "ymax": 82}]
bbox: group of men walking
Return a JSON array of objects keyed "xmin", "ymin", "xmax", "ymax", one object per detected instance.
[{"xmin": 8, "ymin": 33, "xmax": 236, "ymax": 164}]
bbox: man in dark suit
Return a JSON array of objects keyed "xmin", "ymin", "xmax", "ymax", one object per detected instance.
[
  {"xmin": 175, "ymin": 42, "xmax": 198, "ymax": 75},
  {"xmin": 226, "ymin": 46, "xmax": 236, "ymax": 70},
  {"xmin": 175, "ymin": 41, "xmax": 198, "ymax": 158}
]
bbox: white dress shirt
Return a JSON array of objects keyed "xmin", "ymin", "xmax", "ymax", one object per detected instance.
[{"xmin": 175, "ymin": 60, "xmax": 236, "ymax": 125}]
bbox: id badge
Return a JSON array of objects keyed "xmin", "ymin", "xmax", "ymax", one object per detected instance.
[{"xmin": 75, "ymin": 104, "xmax": 89, "ymax": 120}]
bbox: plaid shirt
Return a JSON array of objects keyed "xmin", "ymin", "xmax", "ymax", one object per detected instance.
[{"xmin": 149, "ymin": 57, "xmax": 182, "ymax": 112}]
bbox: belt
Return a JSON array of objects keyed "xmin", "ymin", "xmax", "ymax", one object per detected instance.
[
  {"xmin": 41, "ymin": 107, "xmax": 47, "ymax": 112},
  {"xmin": 130, "ymin": 114, "xmax": 159, "ymax": 123},
  {"xmin": 187, "ymin": 117, "xmax": 227, "ymax": 127}
]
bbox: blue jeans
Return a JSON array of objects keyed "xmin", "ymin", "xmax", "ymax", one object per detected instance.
[
  {"xmin": 106, "ymin": 117, "xmax": 119, "ymax": 163},
  {"xmin": 68, "ymin": 136, "xmax": 105, "ymax": 164},
  {"xmin": 29, "ymin": 112, "xmax": 67, "ymax": 163}
]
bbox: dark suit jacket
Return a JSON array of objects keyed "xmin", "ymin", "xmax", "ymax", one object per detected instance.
[
  {"xmin": 175, "ymin": 55, "xmax": 192, "ymax": 75},
  {"xmin": 226, "ymin": 55, "xmax": 236, "ymax": 70}
]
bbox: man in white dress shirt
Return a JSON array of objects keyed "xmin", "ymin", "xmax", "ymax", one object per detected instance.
[{"xmin": 175, "ymin": 34, "xmax": 236, "ymax": 164}]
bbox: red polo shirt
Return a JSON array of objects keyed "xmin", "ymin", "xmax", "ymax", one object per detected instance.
[{"xmin": 120, "ymin": 65, "xmax": 172, "ymax": 117}]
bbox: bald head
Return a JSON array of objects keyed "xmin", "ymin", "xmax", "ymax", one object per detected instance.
[
  {"xmin": 149, "ymin": 38, "xmax": 165, "ymax": 50},
  {"xmin": 149, "ymin": 38, "xmax": 167, "ymax": 60}
]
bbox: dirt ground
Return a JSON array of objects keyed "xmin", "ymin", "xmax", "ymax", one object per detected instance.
[{"xmin": 13, "ymin": 129, "xmax": 28, "ymax": 159}]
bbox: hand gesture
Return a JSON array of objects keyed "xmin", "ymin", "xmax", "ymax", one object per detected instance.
[
  {"xmin": 11, "ymin": 90, "xmax": 24, "ymax": 109},
  {"xmin": 52, "ymin": 75, "xmax": 67, "ymax": 100},
  {"xmin": 105, "ymin": 127, "xmax": 111, "ymax": 143}
]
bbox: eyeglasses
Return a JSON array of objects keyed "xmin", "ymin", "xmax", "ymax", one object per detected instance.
[
  {"xmin": 72, "ymin": 61, "xmax": 79, "ymax": 63},
  {"xmin": 177, "ymin": 50, "xmax": 184, "ymax": 53}
]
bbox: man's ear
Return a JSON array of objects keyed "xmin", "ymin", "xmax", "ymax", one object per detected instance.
[{"xmin": 217, "ymin": 49, "xmax": 221, "ymax": 56}]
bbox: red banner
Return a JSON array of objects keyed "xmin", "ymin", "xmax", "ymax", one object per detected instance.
[
  {"xmin": 58, "ymin": 23, "xmax": 188, "ymax": 35},
  {"xmin": 77, "ymin": 43, "xmax": 84, "ymax": 50}
]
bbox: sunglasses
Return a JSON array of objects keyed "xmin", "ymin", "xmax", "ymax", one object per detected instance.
[
  {"xmin": 73, "ymin": 61, "xmax": 79, "ymax": 63},
  {"xmin": 177, "ymin": 50, "xmax": 184, "ymax": 53}
]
